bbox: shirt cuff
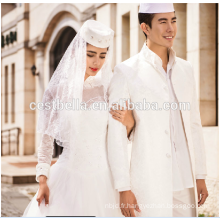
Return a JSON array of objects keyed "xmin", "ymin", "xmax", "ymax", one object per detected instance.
[
  {"xmin": 36, "ymin": 163, "xmax": 50, "ymax": 182},
  {"xmin": 118, "ymin": 186, "xmax": 131, "ymax": 192},
  {"xmin": 196, "ymin": 174, "xmax": 206, "ymax": 179}
]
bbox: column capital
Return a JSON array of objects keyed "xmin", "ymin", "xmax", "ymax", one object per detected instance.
[{"xmin": 32, "ymin": 42, "xmax": 45, "ymax": 51}]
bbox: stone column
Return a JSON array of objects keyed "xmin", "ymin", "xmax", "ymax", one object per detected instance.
[
  {"xmin": 32, "ymin": 43, "xmax": 45, "ymax": 155},
  {"xmin": 199, "ymin": 3, "xmax": 217, "ymax": 126},
  {"xmin": 96, "ymin": 3, "xmax": 117, "ymax": 69},
  {"xmin": 173, "ymin": 3, "xmax": 186, "ymax": 60},
  {"xmin": 187, "ymin": 3, "xmax": 217, "ymax": 126}
]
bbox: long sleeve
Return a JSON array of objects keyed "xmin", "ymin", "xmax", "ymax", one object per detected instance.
[
  {"xmin": 36, "ymin": 134, "xmax": 54, "ymax": 182},
  {"xmin": 107, "ymin": 67, "xmax": 131, "ymax": 190},
  {"xmin": 189, "ymin": 63, "xmax": 207, "ymax": 178}
]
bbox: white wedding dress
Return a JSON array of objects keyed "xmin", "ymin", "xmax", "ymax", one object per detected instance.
[{"xmin": 23, "ymin": 76, "xmax": 125, "ymax": 217}]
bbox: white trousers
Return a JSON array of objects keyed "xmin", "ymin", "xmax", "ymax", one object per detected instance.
[{"xmin": 172, "ymin": 187, "xmax": 196, "ymax": 217}]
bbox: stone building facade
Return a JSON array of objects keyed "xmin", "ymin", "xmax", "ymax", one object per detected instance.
[{"xmin": 1, "ymin": 3, "xmax": 219, "ymax": 216}]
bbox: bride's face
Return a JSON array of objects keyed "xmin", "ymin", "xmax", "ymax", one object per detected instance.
[{"xmin": 85, "ymin": 43, "xmax": 108, "ymax": 80}]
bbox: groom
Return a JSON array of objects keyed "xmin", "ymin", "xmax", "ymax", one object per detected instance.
[{"xmin": 107, "ymin": 3, "xmax": 208, "ymax": 217}]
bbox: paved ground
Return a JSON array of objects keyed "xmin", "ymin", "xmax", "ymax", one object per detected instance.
[
  {"xmin": 1, "ymin": 183, "xmax": 39, "ymax": 217},
  {"xmin": 1, "ymin": 155, "xmax": 57, "ymax": 217}
]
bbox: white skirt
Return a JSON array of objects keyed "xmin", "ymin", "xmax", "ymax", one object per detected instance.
[{"xmin": 22, "ymin": 155, "xmax": 122, "ymax": 217}]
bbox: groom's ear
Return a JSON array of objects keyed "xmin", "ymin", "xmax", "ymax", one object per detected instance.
[{"xmin": 140, "ymin": 23, "xmax": 150, "ymax": 37}]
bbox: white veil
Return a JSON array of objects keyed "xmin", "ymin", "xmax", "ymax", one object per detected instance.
[{"xmin": 37, "ymin": 20, "xmax": 114, "ymax": 157}]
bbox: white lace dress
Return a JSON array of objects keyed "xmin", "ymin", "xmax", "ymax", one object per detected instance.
[{"xmin": 22, "ymin": 76, "xmax": 129, "ymax": 217}]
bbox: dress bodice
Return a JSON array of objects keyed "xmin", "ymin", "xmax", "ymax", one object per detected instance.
[{"xmin": 38, "ymin": 76, "xmax": 110, "ymax": 174}]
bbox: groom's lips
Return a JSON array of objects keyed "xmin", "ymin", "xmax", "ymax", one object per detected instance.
[{"xmin": 90, "ymin": 67, "xmax": 98, "ymax": 72}]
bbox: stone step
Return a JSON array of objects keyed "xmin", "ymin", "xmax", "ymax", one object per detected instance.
[
  {"xmin": 1, "ymin": 155, "xmax": 57, "ymax": 184},
  {"xmin": 1, "ymin": 175, "xmax": 36, "ymax": 184}
]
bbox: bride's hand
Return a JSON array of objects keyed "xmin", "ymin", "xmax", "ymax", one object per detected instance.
[
  {"xmin": 109, "ymin": 101, "xmax": 135, "ymax": 130},
  {"xmin": 36, "ymin": 175, "xmax": 50, "ymax": 207}
]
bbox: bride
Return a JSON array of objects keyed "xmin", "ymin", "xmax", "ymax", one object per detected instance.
[{"xmin": 22, "ymin": 20, "xmax": 135, "ymax": 217}]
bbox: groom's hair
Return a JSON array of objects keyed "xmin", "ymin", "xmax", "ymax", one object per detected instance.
[{"xmin": 138, "ymin": 13, "xmax": 155, "ymax": 39}]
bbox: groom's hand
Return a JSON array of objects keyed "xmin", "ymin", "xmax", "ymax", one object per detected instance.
[
  {"xmin": 119, "ymin": 190, "xmax": 141, "ymax": 217},
  {"xmin": 196, "ymin": 179, "xmax": 208, "ymax": 207}
]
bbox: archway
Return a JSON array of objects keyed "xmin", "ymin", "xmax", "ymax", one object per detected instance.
[
  {"xmin": 50, "ymin": 26, "xmax": 77, "ymax": 79},
  {"xmin": 50, "ymin": 26, "xmax": 76, "ymax": 157}
]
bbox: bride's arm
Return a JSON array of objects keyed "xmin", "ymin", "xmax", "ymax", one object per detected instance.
[
  {"xmin": 35, "ymin": 134, "xmax": 54, "ymax": 206},
  {"xmin": 109, "ymin": 102, "xmax": 135, "ymax": 140},
  {"xmin": 36, "ymin": 134, "xmax": 54, "ymax": 182}
]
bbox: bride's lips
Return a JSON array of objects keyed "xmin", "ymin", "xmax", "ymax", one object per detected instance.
[{"xmin": 90, "ymin": 67, "xmax": 98, "ymax": 72}]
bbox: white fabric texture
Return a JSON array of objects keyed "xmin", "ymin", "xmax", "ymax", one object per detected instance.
[
  {"xmin": 36, "ymin": 162, "xmax": 51, "ymax": 182},
  {"xmin": 158, "ymin": 47, "xmax": 205, "ymax": 191},
  {"xmin": 139, "ymin": 3, "xmax": 174, "ymax": 14},
  {"xmin": 173, "ymin": 187, "xmax": 196, "ymax": 217},
  {"xmin": 107, "ymin": 43, "xmax": 207, "ymax": 217},
  {"xmin": 117, "ymin": 47, "xmax": 205, "ymax": 193},
  {"xmin": 36, "ymin": 134, "xmax": 54, "ymax": 182},
  {"xmin": 81, "ymin": 20, "xmax": 113, "ymax": 48},
  {"xmin": 35, "ymin": 77, "xmax": 134, "ymax": 182}
]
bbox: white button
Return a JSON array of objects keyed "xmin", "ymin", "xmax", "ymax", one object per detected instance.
[
  {"xmin": 165, "ymin": 130, "xmax": 169, "ymax": 135},
  {"xmin": 166, "ymin": 153, "xmax": 171, "ymax": 158}
]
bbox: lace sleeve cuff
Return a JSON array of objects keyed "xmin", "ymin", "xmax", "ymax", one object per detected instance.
[{"xmin": 36, "ymin": 163, "xmax": 50, "ymax": 182}]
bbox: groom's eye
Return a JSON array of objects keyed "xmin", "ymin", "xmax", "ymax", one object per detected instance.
[
  {"xmin": 87, "ymin": 54, "xmax": 93, "ymax": 57},
  {"xmin": 100, "ymin": 56, "xmax": 106, "ymax": 59}
]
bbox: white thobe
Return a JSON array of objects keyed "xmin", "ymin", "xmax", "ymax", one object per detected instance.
[
  {"xmin": 159, "ymin": 48, "xmax": 205, "ymax": 191},
  {"xmin": 118, "ymin": 47, "xmax": 206, "ymax": 192}
]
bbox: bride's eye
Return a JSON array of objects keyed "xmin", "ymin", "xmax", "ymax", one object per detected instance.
[
  {"xmin": 87, "ymin": 54, "xmax": 93, "ymax": 57},
  {"xmin": 100, "ymin": 56, "xmax": 106, "ymax": 59}
]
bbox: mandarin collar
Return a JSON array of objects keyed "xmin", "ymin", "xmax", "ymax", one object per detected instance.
[
  {"xmin": 84, "ymin": 75, "xmax": 96, "ymax": 88},
  {"xmin": 140, "ymin": 43, "xmax": 177, "ymax": 69}
]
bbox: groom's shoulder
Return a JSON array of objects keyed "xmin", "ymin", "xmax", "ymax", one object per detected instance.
[
  {"xmin": 175, "ymin": 56, "xmax": 194, "ymax": 79},
  {"xmin": 114, "ymin": 53, "xmax": 141, "ymax": 77},
  {"xmin": 175, "ymin": 56, "xmax": 192, "ymax": 70},
  {"xmin": 122, "ymin": 53, "xmax": 141, "ymax": 68}
]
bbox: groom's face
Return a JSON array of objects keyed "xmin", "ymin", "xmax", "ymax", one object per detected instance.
[{"xmin": 147, "ymin": 12, "xmax": 177, "ymax": 48}]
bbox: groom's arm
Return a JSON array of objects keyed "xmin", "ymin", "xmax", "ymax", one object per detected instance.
[
  {"xmin": 108, "ymin": 67, "xmax": 131, "ymax": 190},
  {"xmin": 189, "ymin": 63, "xmax": 208, "ymax": 205},
  {"xmin": 189, "ymin": 63, "xmax": 207, "ymax": 178}
]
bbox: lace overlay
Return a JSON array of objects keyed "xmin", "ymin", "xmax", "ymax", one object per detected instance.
[
  {"xmin": 36, "ymin": 77, "xmax": 109, "ymax": 178},
  {"xmin": 35, "ymin": 20, "xmax": 114, "ymax": 180}
]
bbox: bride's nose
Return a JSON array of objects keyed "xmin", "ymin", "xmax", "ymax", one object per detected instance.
[{"xmin": 93, "ymin": 57, "xmax": 100, "ymax": 66}]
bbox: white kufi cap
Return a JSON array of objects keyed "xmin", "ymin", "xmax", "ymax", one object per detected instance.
[
  {"xmin": 80, "ymin": 20, "xmax": 114, "ymax": 48},
  {"xmin": 139, "ymin": 3, "xmax": 174, "ymax": 14}
]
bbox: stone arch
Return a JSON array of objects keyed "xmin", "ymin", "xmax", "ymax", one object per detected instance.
[
  {"xmin": 44, "ymin": 15, "xmax": 80, "ymax": 87},
  {"xmin": 39, "ymin": 3, "xmax": 82, "ymax": 43}
]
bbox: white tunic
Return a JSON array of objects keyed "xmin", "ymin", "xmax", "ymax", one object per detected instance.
[
  {"xmin": 118, "ymin": 46, "xmax": 206, "ymax": 193},
  {"xmin": 107, "ymin": 43, "xmax": 207, "ymax": 217},
  {"xmin": 159, "ymin": 48, "xmax": 206, "ymax": 191}
]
